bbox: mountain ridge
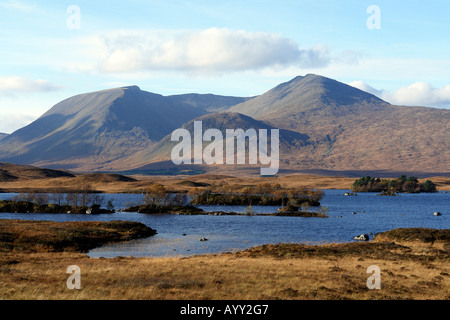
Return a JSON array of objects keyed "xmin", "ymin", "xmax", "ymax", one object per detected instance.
[
  {"xmin": 0, "ymin": 86, "xmax": 254, "ymax": 171},
  {"xmin": 133, "ymin": 111, "xmax": 310, "ymax": 167},
  {"xmin": 0, "ymin": 75, "xmax": 448, "ymax": 175}
]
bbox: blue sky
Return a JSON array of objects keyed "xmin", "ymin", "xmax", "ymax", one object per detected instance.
[{"xmin": 1, "ymin": 0, "xmax": 450, "ymax": 133}]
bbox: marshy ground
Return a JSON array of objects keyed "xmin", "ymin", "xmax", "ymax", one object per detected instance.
[{"xmin": 0, "ymin": 220, "xmax": 448, "ymax": 300}]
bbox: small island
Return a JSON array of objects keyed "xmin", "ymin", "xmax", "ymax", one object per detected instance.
[
  {"xmin": 122, "ymin": 183, "xmax": 328, "ymax": 218},
  {"xmin": 0, "ymin": 200, "xmax": 114, "ymax": 214},
  {"xmin": 351, "ymin": 175, "xmax": 437, "ymax": 194},
  {"xmin": 188, "ymin": 182, "xmax": 324, "ymax": 207},
  {"xmin": 122, "ymin": 204, "xmax": 328, "ymax": 218},
  {"xmin": 0, "ymin": 189, "xmax": 115, "ymax": 214},
  {"xmin": 0, "ymin": 183, "xmax": 329, "ymax": 218}
]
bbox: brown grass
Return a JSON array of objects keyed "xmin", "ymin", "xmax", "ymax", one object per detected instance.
[
  {"xmin": 0, "ymin": 224, "xmax": 448, "ymax": 300},
  {"xmin": 0, "ymin": 219, "xmax": 156, "ymax": 253},
  {"xmin": 1, "ymin": 249, "xmax": 448, "ymax": 300},
  {"xmin": 1, "ymin": 173, "xmax": 449, "ymax": 194}
]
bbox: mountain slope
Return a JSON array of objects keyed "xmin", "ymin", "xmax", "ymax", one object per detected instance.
[
  {"xmin": 227, "ymin": 74, "xmax": 450, "ymax": 174},
  {"xmin": 140, "ymin": 111, "xmax": 309, "ymax": 161},
  {"xmin": 126, "ymin": 112, "xmax": 310, "ymax": 175},
  {"xmin": 229, "ymin": 74, "xmax": 388, "ymax": 120},
  {"xmin": 0, "ymin": 86, "xmax": 251, "ymax": 171},
  {"xmin": 0, "ymin": 76, "xmax": 448, "ymax": 176},
  {"xmin": 167, "ymin": 93, "xmax": 254, "ymax": 112}
]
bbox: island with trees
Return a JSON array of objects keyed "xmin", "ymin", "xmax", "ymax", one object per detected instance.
[
  {"xmin": 350, "ymin": 175, "xmax": 437, "ymax": 194},
  {"xmin": 0, "ymin": 183, "xmax": 114, "ymax": 214},
  {"xmin": 0, "ymin": 182, "xmax": 328, "ymax": 217},
  {"xmin": 123, "ymin": 183, "xmax": 328, "ymax": 217}
]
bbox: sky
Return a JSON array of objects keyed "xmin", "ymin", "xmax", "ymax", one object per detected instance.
[{"xmin": 1, "ymin": 0, "xmax": 450, "ymax": 133}]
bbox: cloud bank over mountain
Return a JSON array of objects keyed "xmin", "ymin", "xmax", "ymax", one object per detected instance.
[
  {"xmin": 0, "ymin": 113, "xmax": 35, "ymax": 134},
  {"xmin": 0, "ymin": 77, "xmax": 60, "ymax": 97},
  {"xmin": 349, "ymin": 80, "xmax": 450, "ymax": 109},
  {"xmin": 99, "ymin": 28, "xmax": 332, "ymax": 74}
]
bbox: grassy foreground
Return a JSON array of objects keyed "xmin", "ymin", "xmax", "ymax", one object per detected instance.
[{"xmin": 0, "ymin": 220, "xmax": 448, "ymax": 300}]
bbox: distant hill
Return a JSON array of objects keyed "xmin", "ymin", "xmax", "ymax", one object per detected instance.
[
  {"xmin": 0, "ymin": 162, "xmax": 75, "ymax": 182},
  {"xmin": 71, "ymin": 173, "xmax": 137, "ymax": 183},
  {"xmin": 0, "ymin": 133, "xmax": 7, "ymax": 141},
  {"xmin": 128, "ymin": 112, "xmax": 309, "ymax": 172},
  {"xmin": 0, "ymin": 162, "xmax": 139, "ymax": 187},
  {"xmin": 0, "ymin": 86, "xmax": 253, "ymax": 171}
]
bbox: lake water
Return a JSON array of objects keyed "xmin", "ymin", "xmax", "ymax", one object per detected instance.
[{"xmin": 0, "ymin": 190, "xmax": 448, "ymax": 258}]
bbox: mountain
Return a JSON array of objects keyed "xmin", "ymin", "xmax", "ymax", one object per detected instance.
[
  {"xmin": 227, "ymin": 74, "xmax": 450, "ymax": 175},
  {"xmin": 127, "ymin": 112, "xmax": 309, "ymax": 172},
  {"xmin": 229, "ymin": 74, "xmax": 391, "ymax": 138},
  {"xmin": 0, "ymin": 86, "xmax": 252, "ymax": 171},
  {"xmin": 230, "ymin": 74, "xmax": 388, "ymax": 120},
  {"xmin": 0, "ymin": 133, "xmax": 7, "ymax": 141},
  {"xmin": 0, "ymin": 75, "xmax": 448, "ymax": 176},
  {"xmin": 130, "ymin": 74, "xmax": 449, "ymax": 176}
]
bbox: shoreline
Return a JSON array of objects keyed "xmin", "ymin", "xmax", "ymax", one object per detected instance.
[{"xmin": 1, "ymin": 218, "xmax": 447, "ymax": 258}]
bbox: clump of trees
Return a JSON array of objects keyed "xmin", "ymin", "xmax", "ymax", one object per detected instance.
[
  {"xmin": 122, "ymin": 182, "xmax": 324, "ymax": 215},
  {"xmin": 0, "ymin": 183, "xmax": 113, "ymax": 214},
  {"xmin": 188, "ymin": 182, "xmax": 324, "ymax": 207},
  {"xmin": 123, "ymin": 184, "xmax": 193, "ymax": 214},
  {"xmin": 351, "ymin": 175, "xmax": 437, "ymax": 193},
  {"xmin": 117, "ymin": 182, "xmax": 328, "ymax": 216},
  {"xmin": 143, "ymin": 183, "xmax": 188, "ymax": 208}
]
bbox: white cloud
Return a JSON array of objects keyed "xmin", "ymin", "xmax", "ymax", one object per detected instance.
[
  {"xmin": 6, "ymin": 28, "xmax": 361, "ymax": 79},
  {"xmin": 99, "ymin": 28, "xmax": 332, "ymax": 75},
  {"xmin": 349, "ymin": 80, "xmax": 450, "ymax": 108},
  {"xmin": 0, "ymin": 77, "xmax": 61, "ymax": 96},
  {"xmin": 334, "ymin": 50, "xmax": 364, "ymax": 66},
  {"xmin": 389, "ymin": 82, "xmax": 450, "ymax": 107},
  {"xmin": 349, "ymin": 80, "xmax": 384, "ymax": 98},
  {"xmin": 0, "ymin": 113, "xmax": 35, "ymax": 134},
  {"xmin": 0, "ymin": 0, "xmax": 36, "ymax": 12}
]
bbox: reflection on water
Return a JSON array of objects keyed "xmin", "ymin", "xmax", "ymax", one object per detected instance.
[
  {"xmin": 0, "ymin": 190, "xmax": 449, "ymax": 258},
  {"xmin": 88, "ymin": 233, "xmax": 247, "ymax": 258}
]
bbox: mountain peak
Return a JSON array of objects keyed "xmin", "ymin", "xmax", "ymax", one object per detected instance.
[
  {"xmin": 284, "ymin": 73, "xmax": 329, "ymax": 84},
  {"xmin": 0, "ymin": 85, "xmax": 245, "ymax": 170},
  {"xmin": 122, "ymin": 85, "xmax": 141, "ymax": 91},
  {"xmin": 229, "ymin": 74, "xmax": 389, "ymax": 120},
  {"xmin": 1, "ymin": 75, "xmax": 447, "ymax": 175}
]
